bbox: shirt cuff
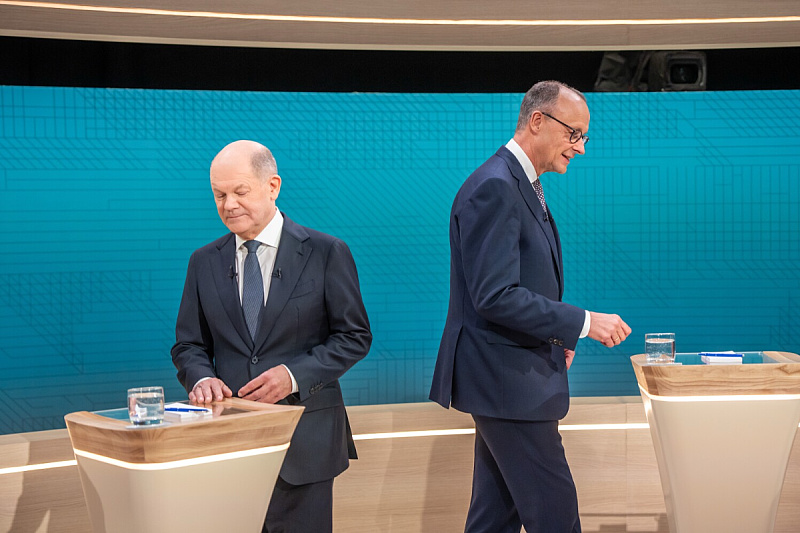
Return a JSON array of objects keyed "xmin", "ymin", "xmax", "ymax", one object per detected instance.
[
  {"xmin": 281, "ymin": 364, "xmax": 299, "ymax": 394},
  {"xmin": 579, "ymin": 310, "xmax": 591, "ymax": 339},
  {"xmin": 193, "ymin": 376, "xmax": 213, "ymax": 389}
]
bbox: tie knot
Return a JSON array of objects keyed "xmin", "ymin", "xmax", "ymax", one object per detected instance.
[{"xmin": 244, "ymin": 240, "xmax": 261, "ymax": 253}]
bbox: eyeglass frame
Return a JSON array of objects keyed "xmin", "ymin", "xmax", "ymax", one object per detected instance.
[{"xmin": 540, "ymin": 112, "xmax": 590, "ymax": 145}]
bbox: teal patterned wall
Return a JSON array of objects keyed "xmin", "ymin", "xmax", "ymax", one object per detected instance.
[{"xmin": 1, "ymin": 87, "xmax": 798, "ymax": 433}]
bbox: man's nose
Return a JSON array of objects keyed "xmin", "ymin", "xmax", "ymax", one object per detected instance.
[
  {"xmin": 573, "ymin": 138, "xmax": 587, "ymax": 155},
  {"xmin": 224, "ymin": 196, "xmax": 239, "ymax": 210}
]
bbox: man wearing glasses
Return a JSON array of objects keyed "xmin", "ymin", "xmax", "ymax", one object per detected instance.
[{"xmin": 430, "ymin": 81, "xmax": 631, "ymax": 532}]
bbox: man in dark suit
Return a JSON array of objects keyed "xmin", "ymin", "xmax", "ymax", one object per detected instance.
[
  {"xmin": 430, "ymin": 81, "xmax": 631, "ymax": 532},
  {"xmin": 171, "ymin": 140, "xmax": 372, "ymax": 533}
]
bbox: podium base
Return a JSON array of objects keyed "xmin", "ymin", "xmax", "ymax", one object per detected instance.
[{"xmin": 74, "ymin": 444, "xmax": 289, "ymax": 533}]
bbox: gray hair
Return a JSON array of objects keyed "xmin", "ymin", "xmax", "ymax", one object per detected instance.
[
  {"xmin": 251, "ymin": 145, "xmax": 278, "ymax": 180},
  {"xmin": 515, "ymin": 81, "xmax": 586, "ymax": 132}
]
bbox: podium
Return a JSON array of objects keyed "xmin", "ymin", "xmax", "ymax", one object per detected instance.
[
  {"xmin": 64, "ymin": 398, "xmax": 303, "ymax": 533},
  {"xmin": 631, "ymin": 351, "xmax": 800, "ymax": 533}
]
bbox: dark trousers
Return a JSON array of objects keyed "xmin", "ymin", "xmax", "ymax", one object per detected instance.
[
  {"xmin": 262, "ymin": 477, "xmax": 334, "ymax": 533},
  {"xmin": 465, "ymin": 415, "xmax": 581, "ymax": 533}
]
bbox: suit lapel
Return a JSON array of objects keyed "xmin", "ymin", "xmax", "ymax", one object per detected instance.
[
  {"xmin": 212, "ymin": 233, "xmax": 254, "ymax": 350},
  {"xmin": 497, "ymin": 147, "xmax": 564, "ymax": 292},
  {"xmin": 549, "ymin": 214, "xmax": 566, "ymax": 298},
  {"xmin": 253, "ymin": 216, "xmax": 312, "ymax": 352}
]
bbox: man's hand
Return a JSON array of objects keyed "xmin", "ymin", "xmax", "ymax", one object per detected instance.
[
  {"xmin": 239, "ymin": 366, "xmax": 293, "ymax": 404},
  {"xmin": 564, "ymin": 349, "xmax": 575, "ymax": 370},
  {"xmin": 190, "ymin": 378, "xmax": 233, "ymax": 404},
  {"xmin": 588, "ymin": 312, "xmax": 632, "ymax": 348}
]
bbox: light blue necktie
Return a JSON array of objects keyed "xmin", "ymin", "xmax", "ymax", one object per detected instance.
[{"xmin": 242, "ymin": 240, "xmax": 263, "ymax": 340}]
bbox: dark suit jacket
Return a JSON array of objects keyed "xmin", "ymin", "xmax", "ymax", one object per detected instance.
[
  {"xmin": 172, "ymin": 214, "xmax": 372, "ymax": 485},
  {"xmin": 430, "ymin": 146, "xmax": 585, "ymax": 421}
]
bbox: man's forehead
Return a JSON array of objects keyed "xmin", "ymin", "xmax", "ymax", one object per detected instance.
[
  {"xmin": 210, "ymin": 172, "xmax": 258, "ymax": 189},
  {"xmin": 556, "ymin": 97, "xmax": 590, "ymax": 123}
]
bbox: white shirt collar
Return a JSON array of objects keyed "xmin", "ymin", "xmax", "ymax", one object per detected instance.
[
  {"xmin": 505, "ymin": 138, "xmax": 539, "ymax": 185},
  {"xmin": 235, "ymin": 208, "xmax": 284, "ymax": 250}
]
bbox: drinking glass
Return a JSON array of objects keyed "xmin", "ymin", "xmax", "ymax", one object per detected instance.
[
  {"xmin": 645, "ymin": 333, "xmax": 676, "ymax": 364},
  {"xmin": 127, "ymin": 386, "xmax": 165, "ymax": 425}
]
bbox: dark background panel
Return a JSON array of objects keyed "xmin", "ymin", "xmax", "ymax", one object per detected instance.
[{"xmin": 2, "ymin": 37, "xmax": 798, "ymax": 92}]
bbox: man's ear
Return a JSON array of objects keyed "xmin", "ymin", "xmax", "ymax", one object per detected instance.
[
  {"xmin": 269, "ymin": 174, "xmax": 282, "ymax": 201},
  {"xmin": 528, "ymin": 111, "xmax": 544, "ymax": 134}
]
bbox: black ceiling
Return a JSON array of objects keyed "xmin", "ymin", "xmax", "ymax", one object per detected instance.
[{"xmin": 2, "ymin": 37, "xmax": 798, "ymax": 92}]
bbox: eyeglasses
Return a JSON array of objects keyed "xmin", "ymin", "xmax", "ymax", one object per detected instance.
[{"xmin": 541, "ymin": 112, "xmax": 590, "ymax": 145}]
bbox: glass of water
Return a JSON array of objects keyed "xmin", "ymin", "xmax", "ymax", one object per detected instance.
[
  {"xmin": 127, "ymin": 386, "xmax": 165, "ymax": 425},
  {"xmin": 645, "ymin": 333, "xmax": 676, "ymax": 364}
]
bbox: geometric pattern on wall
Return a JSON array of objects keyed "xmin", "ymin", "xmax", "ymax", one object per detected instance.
[{"xmin": 1, "ymin": 86, "xmax": 798, "ymax": 433}]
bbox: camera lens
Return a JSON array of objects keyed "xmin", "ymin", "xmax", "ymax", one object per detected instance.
[{"xmin": 670, "ymin": 63, "xmax": 700, "ymax": 84}]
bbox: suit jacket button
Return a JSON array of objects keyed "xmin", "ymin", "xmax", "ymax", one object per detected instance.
[
  {"xmin": 548, "ymin": 337, "xmax": 554, "ymax": 343},
  {"xmin": 251, "ymin": 355, "xmax": 259, "ymax": 364}
]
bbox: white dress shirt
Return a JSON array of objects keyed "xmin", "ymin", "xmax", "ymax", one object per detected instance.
[
  {"xmin": 505, "ymin": 139, "xmax": 591, "ymax": 339},
  {"xmin": 196, "ymin": 207, "xmax": 299, "ymax": 393},
  {"xmin": 234, "ymin": 208, "xmax": 283, "ymax": 304}
]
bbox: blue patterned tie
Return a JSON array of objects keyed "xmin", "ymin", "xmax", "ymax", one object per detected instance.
[{"xmin": 242, "ymin": 240, "xmax": 263, "ymax": 340}]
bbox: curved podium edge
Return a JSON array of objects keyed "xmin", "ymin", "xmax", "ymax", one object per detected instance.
[
  {"xmin": 64, "ymin": 398, "xmax": 303, "ymax": 464},
  {"xmin": 631, "ymin": 352, "xmax": 800, "ymax": 397}
]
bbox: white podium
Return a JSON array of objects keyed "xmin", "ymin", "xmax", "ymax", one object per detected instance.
[
  {"xmin": 632, "ymin": 351, "xmax": 800, "ymax": 533},
  {"xmin": 65, "ymin": 398, "xmax": 303, "ymax": 533}
]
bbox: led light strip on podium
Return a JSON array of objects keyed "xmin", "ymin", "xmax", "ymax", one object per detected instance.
[
  {"xmin": 64, "ymin": 398, "xmax": 303, "ymax": 533},
  {"xmin": 631, "ymin": 351, "xmax": 800, "ymax": 533}
]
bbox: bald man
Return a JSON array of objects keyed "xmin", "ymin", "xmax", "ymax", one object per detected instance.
[
  {"xmin": 430, "ymin": 82, "xmax": 631, "ymax": 532},
  {"xmin": 172, "ymin": 140, "xmax": 372, "ymax": 533}
]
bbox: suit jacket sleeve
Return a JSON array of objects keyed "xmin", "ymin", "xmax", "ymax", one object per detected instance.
[
  {"xmin": 457, "ymin": 176, "xmax": 584, "ymax": 349},
  {"xmin": 171, "ymin": 251, "xmax": 217, "ymax": 391},
  {"xmin": 285, "ymin": 238, "xmax": 372, "ymax": 402}
]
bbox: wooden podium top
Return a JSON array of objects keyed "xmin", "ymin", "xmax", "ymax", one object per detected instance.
[
  {"xmin": 64, "ymin": 398, "xmax": 303, "ymax": 464},
  {"xmin": 631, "ymin": 351, "xmax": 800, "ymax": 397}
]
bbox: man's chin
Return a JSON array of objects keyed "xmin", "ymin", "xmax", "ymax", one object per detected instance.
[{"xmin": 224, "ymin": 221, "xmax": 247, "ymax": 234}]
